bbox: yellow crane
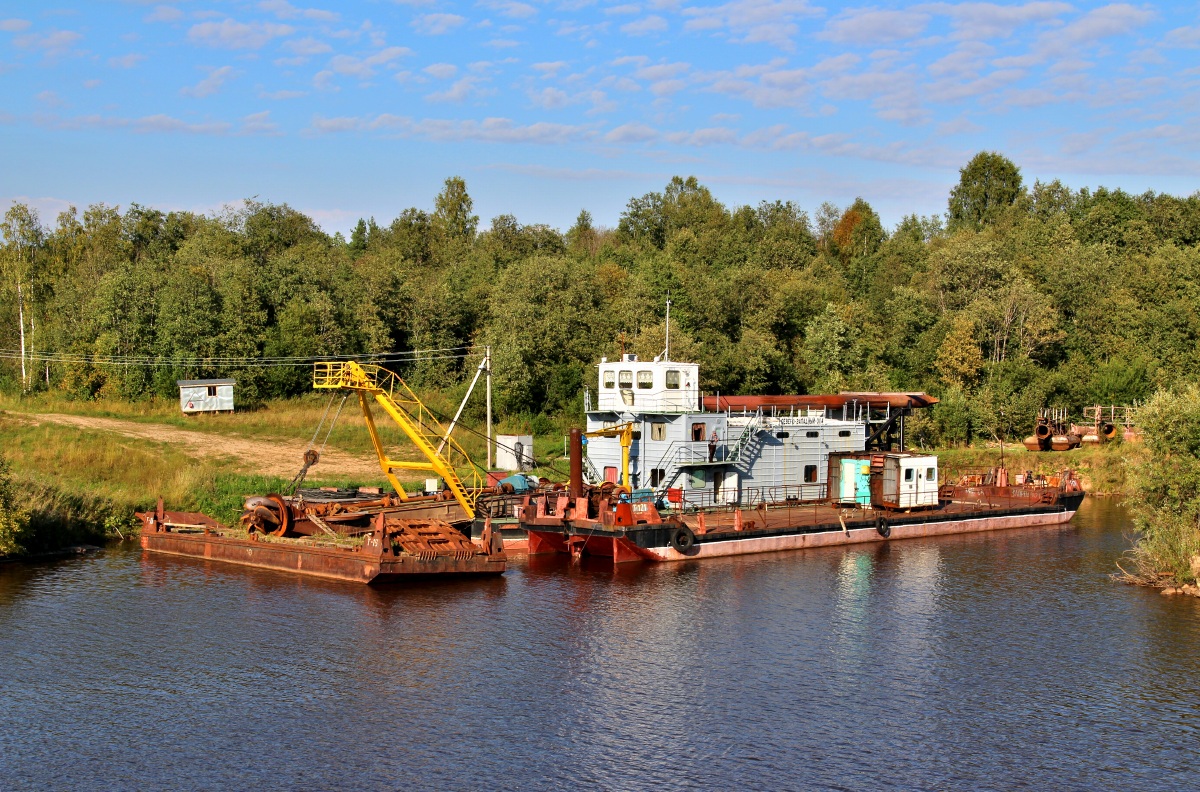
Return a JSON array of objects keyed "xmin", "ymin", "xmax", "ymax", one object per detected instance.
[
  {"xmin": 313, "ymin": 361, "xmax": 484, "ymax": 519},
  {"xmin": 584, "ymin": 422, "xmax": 636, "ymax": 490}
]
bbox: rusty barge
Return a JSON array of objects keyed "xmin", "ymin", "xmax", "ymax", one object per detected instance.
[
  {"xmin": 139, "ymin": 360, "xmax": 506, "ymax": 583},
  {"xmin": 519, "ymin": 352, "xmax": 1085, "ymax": 564}
]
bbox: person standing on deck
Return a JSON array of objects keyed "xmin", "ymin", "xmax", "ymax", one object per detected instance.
[{"xmin": 709, "ymin": 429, "xmax": 718, "ymax": 463}]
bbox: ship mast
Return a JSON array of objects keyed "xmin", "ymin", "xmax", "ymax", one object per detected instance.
[{"xmin": 664, "ymin": 295, "xmax": 671, "ymax": 361}]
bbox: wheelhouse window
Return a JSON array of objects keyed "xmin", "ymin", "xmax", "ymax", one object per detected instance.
[
  {"xmin": 618, "ymin": 370, "xmax": 633, "ymax": 389},
  {"xmin": 637, "ymin": 370, "xmax": 653, "ymax": 389},
  {"xmin": 804, "ymin": 464, "xmax": 818, "ymax": 483},
  {"xmin": 602, "ymin": 371, "xmax": 615, "ymax": 389},
  {"xmin": 665, "ymin": 370, "xmax": 681, "ymax": 390},
  {"xmin": 651, "ymin": 422, "xmax": 667, "ymax": 441}
]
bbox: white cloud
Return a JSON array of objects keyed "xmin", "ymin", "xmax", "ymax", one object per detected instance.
[
  {"xmin": 328, "ymin": 46, "xmax": 414, "ymax": 79},
  {"xmin": 413, "ymin": 14, "xmax": 467, "ymax": 35},
  {"xmin": 532, "ymin": 60, "xmax": 568, "ymax": 77},
  {"xmin": 181, "ymin": 65, "xmax": 235, "ymax": 97},
  {"xmin": 258, "ymin": 0, "xmax": 339, "ymax": 22},
  {"xmin": 604, "ymin": 4, "xmax": 641, "ymax": 14},
  {"xmin": 479, "ymin": 0, "xmax": 538, "ymax": 19},
  {"xmin": 665, "ymin": 126, "xmax": 738, "ymax": 145},
  {"xmin": 821, "ymin": 9, "xmax": 930, "ymax": 44},
  {"xmin": 621, "ymin": 15, "xmax": 667, "ymax": 35},
  {"xmin": 283, "ymin": 37, "xmax": 332, "ymax": 56},
  {"xmin": 14, "ymin": 29, "xmax": 82, "ymax": 55},
  {"xmin": 683, "ymin": 0, "xmax": 819, "ymax": 50},
  {"xmin": 188, "ymin": 20, "xmax": 294, "ymax": 49},
  {"xmin": 145, "ymin": 6, "xmax": 184, "ymax": 23},
  {"xmin": 1057, "ymin": 4, "xmax": 1155, "ymax": 45},
  {"xmin": 424, "ymin": 62, "xmax": 458, "ymax": 79},
  {"xmin": 36, "ymin": 90, "xmax": 63, "ymax": 106},
  {"xmin": 604, "ymin": 121, "xmax": 659, "ymax": 142},
  {"xmin": 261, "ymin": 88, "xmax": 307, "ymax": 99},
  {"xmin": 108, "ymin": 53, "xmax": 146, "ymax": 69},
  {"xmin": 39, "ymin": 112, "xmax": 233, "ymax": 135},
  {"xmin": 0, "ymin": 18, "xmax": 31, "ymax": 32},
  {"xmin": 427, "ymin": 75, "xmax": 489, "ymax": 102},
  {"xmin": 530, "ymin": 86, "xmax": 569, "ymax": 108},
  {"xmin": 306, "ymin": 114, "xmax": 594, "ymax": 145},
  {"xmin": 239, "ymin": 110, "xmax": 282, "ymax": 135},
  {"xmin": 704, "ymin": 60, "xmax": 813, "ymax": 108},
  {"xmin": 1165, "ymin": 26, "xmax": 1200, "ymax": 48},
  {"xmin": 920, "ymin": 2, "xmax": 1072, "ymax": 40}
]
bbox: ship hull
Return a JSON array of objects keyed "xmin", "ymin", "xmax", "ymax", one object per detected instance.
[{"xmin": 524, "ymin": 493, "xmax": 1084, "ymax": 565}]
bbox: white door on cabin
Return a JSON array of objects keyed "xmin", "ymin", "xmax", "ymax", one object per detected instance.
[
  {"xmin": 717, "ymin": 470, "xmax": 740, "ymax": 504},
  {"xmin": 902, "ymin": 463, "xmax": 916, "ymax": 506}
]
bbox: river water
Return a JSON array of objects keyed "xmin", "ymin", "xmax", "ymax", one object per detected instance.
[{"xmin": 1, "ymin": 498, "xmax": 1197, "ymax": 791}]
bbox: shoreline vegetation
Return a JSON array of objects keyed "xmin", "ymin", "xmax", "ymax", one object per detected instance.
[{"xmin": 1116, "ymin": 385, "xmax": 1200, "ymax": 593}]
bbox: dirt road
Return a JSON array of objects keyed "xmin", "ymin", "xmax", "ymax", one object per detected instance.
[{"xmin": 19, "ymin": 412, "xmax": 385, "ymax": 480}]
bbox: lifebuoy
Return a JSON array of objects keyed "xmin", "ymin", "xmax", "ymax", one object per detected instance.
[
  {"xmin": 669, "ymin": 524, "xmax": 696, "ymax": 553},
  {"xmin": 876, "ymin": 516, "xmax": 891, "ymax": 538}
]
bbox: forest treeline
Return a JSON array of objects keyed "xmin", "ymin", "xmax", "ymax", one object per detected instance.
[{"xmin": 3, "ymin": 151, "xmax": 1200, "ymax": 443}]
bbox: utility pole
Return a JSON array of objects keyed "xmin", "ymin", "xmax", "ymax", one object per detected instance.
[{"xmin": 485, "ymin": 345, "xmax": 493, "ymax": 470}]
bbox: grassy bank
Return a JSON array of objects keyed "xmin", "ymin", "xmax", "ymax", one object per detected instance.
[{"xmin": 0, "ymin": 412, "xmax": 384, "ymax": 558}]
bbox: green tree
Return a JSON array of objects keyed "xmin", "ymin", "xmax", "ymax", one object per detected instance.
[
  {"xmin": 948, "ymin": 151, "xmax": 1023, "ymax": 231},
  {"xmin": 1124, "ymin": 385, "xmax": 1200, "ymax": 584},
  {"xmin": 433, "ymin": 176, "xmax": 479, "ymax": 243}
]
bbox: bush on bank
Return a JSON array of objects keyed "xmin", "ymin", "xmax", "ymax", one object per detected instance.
[{"xmin": 1124, "ymin": 386, "xmax": 1200, "ymax": 585}]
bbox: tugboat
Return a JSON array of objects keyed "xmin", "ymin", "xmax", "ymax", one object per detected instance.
[{"xmin": 519, "ymin": 354, "xmax": 1084, "ymax": 564}]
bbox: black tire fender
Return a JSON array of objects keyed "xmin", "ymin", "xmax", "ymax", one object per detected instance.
[
  {"xmin": 669, "ymin": 524, "xmax": 696, "ymax": 553},
  {"xmin": 876, "ymin": 515, "xmax": 890, "ymax": 538}
]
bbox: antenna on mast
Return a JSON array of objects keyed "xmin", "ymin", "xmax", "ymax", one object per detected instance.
[{"xmin": 664, "ymin": 295, "xmax": 671, "ymax": 361}]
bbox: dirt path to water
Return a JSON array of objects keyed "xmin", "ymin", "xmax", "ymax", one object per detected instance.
[{"xmin": 17, "ymin": 412, "xmax": 385, "ymax": 480}]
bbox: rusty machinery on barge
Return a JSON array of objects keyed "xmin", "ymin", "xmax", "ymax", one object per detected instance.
[
  {"xmin": 517, "ymin": 352, "xmax": 1085, "ymax": 564},
  {"xmin": 139, "ymin": 361, "xmax": 506, "ymax": 583}
]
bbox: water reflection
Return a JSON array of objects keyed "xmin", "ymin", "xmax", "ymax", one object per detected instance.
[{"xmin": 1, "ymin": 498, "xmax": 1198, "ymax": 790}]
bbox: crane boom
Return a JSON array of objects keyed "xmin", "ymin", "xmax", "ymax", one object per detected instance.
[
  {"xmin": 313, "ymin": 361, "xmax": 483, "ymax": 519},
  {"xmin": 584, "ymin": 422, "xmax": 636, "ymax": 490}
]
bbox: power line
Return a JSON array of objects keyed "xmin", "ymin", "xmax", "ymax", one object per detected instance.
[{"xmin": 0, "ymin": 346, "xmax": 481, "ymax": 368}]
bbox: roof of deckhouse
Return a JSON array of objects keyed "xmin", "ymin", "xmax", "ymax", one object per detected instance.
[{"xmin": 702, "ymin": 392, "xmax": 939, "ymax": 411}]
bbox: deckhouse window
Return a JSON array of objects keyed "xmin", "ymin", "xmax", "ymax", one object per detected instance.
[
  {"xmin": 905, "ymin": 468, "xmax": 914, "ymax": 481},
  {"xmin": 926, "ymin": 467, "xmax": 935, "ymax": 480},
  {"xmin": 651, "ymin": 422, "xmax": 666, "ymax": 441},
  {"xmin": 804, "ymin": 464, "xmax": 818, "ymax": 483},
  {"xmin": 602, "ymin": 371, "xmax": 615, "ymax": 389},
  {"xmin": 206, "ymin": 385, "xmax": 217, "ymax": 397},
  {"xmin": 689, "ymin": 470, "xmax": 706, "ymax": 489},
  {"xmin": 665, "ymin": 370, "xmax": 681, "ymax": 390},
  {"xmin": 806, "ymin": 431, "xmax": 819, "ymax": 438},
  {"xmin": 637, "ymin": 370, "xmax": 653, "ymax": 389},
  {"xmin": 618, "ymin": 370, "xmax": 633, "ymax": 389},
  {"xmin": 838, "ymin": 430, "xmax": 851, "ymax": 437}
]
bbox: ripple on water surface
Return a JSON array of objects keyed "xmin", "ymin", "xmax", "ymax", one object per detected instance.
[{"xmin": 1, "ymin": 498, "xmax": 1197, "ymax": 791}]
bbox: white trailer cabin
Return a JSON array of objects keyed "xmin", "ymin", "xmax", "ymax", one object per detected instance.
[
  {"xmin": 177, "ymin": 379, "xmax": 235, "ymax": 414},
  {"xmin": 496, "ymin": 434, "xmax": 534, "ymax": 471},
  {"xmin": 879, "ymin": 454, "xmax": 939, "ymax": 509}
]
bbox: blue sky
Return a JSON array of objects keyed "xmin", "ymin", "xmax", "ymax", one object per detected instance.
[{"xmin": 1, "ymin": 1, "xmax": 1197, "ymax": 235}]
